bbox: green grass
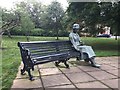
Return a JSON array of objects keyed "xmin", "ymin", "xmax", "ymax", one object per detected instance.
[
  {"xmin": 81, "ymin": 37, "xmax": 119, "ymax": 56},
  {"xmin": 2, "ymin": 35, "xmax": 119, "ymax": 89},
  {"xmin": 0, "ymin": 49, "xmax": 2, "ymax": 90}
]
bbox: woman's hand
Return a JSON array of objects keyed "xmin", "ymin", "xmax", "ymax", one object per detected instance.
[{"xmin": 80, "ymin": 41, "xmax": 84, "ymax": 45}]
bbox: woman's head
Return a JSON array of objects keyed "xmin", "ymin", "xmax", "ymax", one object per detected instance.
[{"xmin": 72, "ymin": 23, "xmax": 80, "ymax": 33}]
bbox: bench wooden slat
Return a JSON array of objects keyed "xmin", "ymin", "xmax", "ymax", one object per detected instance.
[
  {"xmin": 22, "ymin": 43, "xmax": 71, "ymax": 48},
  {"xmin": 33, "ymin": 53, "xmax": 69, "ymax": 65},
  {"xmin": 30, "ymin": 48, "xmax": 74, "ymax": 56},
  {"xmin": 24, "ymin": 46, "xmax": 72, "ymax": 52},
  {"xmin": 32, "ymin": 52, "xmax": 68, "ymax": 60},
  {"xmin": 29, "ymin": 47, "xmax": 73, "ymax": 53}
]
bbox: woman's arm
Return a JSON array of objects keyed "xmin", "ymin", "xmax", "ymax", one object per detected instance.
[{"xmin": 69, "ymin": 33, "xmax": 78, "ymax": 50}]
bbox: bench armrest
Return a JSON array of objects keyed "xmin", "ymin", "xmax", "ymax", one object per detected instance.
[
  {"xmin": 24, "ymin": 48, "xmax": 31, "ymax": 57},
  {"xmin": 20, "ymin": 46, "xmax": 31, "ymax": 59},
  {"xmin": 18, "ymin": 42, "xmax": 31, "ymax": 56}
]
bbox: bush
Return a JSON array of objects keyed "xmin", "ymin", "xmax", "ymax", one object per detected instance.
[{"xmin": 5, "ymin": 28, "xmax": 69, "ymax": 37}]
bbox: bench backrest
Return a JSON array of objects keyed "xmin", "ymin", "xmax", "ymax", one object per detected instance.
[{"xmin": 18, "ymin": 40, "xmax": 80, "ymax": 59}]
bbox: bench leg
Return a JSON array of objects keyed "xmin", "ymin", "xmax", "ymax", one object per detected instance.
[
  {"xmin": 55, "ymin": 60, "xmax": 61, "ymax": 67},
  {"xmin": 64, "ymin": 59, "xmax": 69, "ymax": 68},
  {"xmin": 76, "ymin": 57, "xmax": 79, "ymax": 61},
  {"xmin": 27, "ymin": 68, "xmax": 34, "ymax": 81},
  {"xmin": 84, "ymin": 58, "xmax": 90, "ymax": 62},
  {"xmin": 21, "ymin": 65, "xmax": 26, "ymax": 75}
]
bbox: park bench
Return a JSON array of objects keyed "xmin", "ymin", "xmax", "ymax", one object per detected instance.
[{"xmin": 18, "ymin": 40, "xmax": 88, "ymax": 81}]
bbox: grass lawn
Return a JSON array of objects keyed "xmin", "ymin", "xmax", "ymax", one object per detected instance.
[{"xmin": 1, "ymin": 35, "xmax": 119, "ymax": 89}]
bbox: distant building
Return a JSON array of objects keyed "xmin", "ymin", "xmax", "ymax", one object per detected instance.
[{"xmin": 98, "ymin": 26, "xmax": 111, "ymax": 35}]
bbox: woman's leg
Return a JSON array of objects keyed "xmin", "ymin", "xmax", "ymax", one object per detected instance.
[
  {"xmin": 78, "ymin": 46, "xmax": 100, "ymax": 68},
  {"xmin": 78, "ymin": 46, "xmax": 96, "ymax": 58},
  {"xmin": 89, "ymin": 57, "xmax": 100, "ymax": 68}
]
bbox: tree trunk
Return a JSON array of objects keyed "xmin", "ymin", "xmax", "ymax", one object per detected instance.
[
  {"xmin": 56, "ymin": 30, "xmax": 59, "ymax": 40},
  {"xmin": 55, "ymin": 21, "xmax": 59, "ymax": 40},
  {"xmin": 115, "ymin": 35, "xmax": 117, "ymax": 40},
  {"xmin": 7, "ymin": 30, "xmax": 12, "ymax": 39},
  {"xmin": 25, "ymin": 31, "xmax": 30, "ymax": 42},
  {"xmin": 26, "ymin": 35, "xmax": 29, "ymax": 42}
]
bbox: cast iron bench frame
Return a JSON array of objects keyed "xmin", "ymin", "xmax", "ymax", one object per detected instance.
[{"xmin": 18, "ymin": 40, "xmax": 88, "ymax": 80}]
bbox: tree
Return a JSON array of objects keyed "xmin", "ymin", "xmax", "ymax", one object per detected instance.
[
  {"xmin": 97, "ymin": 1, "xmax": 120, "ymax": 40},
  {"xmin": 15, "ymin": 1, "xmax": 35, "ymax": 41},
  {"xmin": 112, "ymin": 2, "xmax": 120, "ymax": 40},
  {"xmin": 1, "ymin": 8, "xmax": 20, "ymax": 38},
  {"xmin": 66, "ymin": 1, "xmax": 120, "ymax": 38},
  {"xmin": 67, "ymin": 2, "xmax": 101, "ymax": 36},
  {"xmin": 25, "ymin": 1, "xmax": 45, "ymax": 28},
  {"xmin": 45, "ymin": 1, "xmax": 65, "ymax": 40},
  {"xmin": 0, "ymin": 7, "xmax": 2, "ymax": 47}
]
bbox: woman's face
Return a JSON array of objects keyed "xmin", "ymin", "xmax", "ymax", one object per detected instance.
[{"xmin": 73, "ymin": 29, "xmax": 79, "ymax": 33}]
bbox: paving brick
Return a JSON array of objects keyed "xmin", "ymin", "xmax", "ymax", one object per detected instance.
[
  {"xmin": 101, "ymin": 79, "xmax": 118, "ymax": 89},
  {"xmin": 40, "ymin": 68, "xmax": 62, "ymax": 76},
  {"xmin": 97, "ymin": 57, "xmax": 118, "ymax": 64},
  {"xmin": 107, "ymin": 56, "xmax": 118, "ymax": 60},
  {"xmin": 38, "ymin": 60, "xmax": 75, "ymax": 69},
  {"xmin": 78, "ymin": 66, "xmax": 101, "ymax": 72},
  {"xmin": 11, "ymin": 77, "xmax": 42, "ymax": 89},
  {"xmin": 65, "ymin": 72, "xmax": 95, "ymax": 83},
  {"xmin": 75, "ymin": 81, "xmax": 108, "ymax": 88},
  {"xmin": 119, "ymin": 69, "xmax": 120, "ymax": 78},
  {"xmin": 95, "ymin": 57, "xmax": 105, "ymax": 64},
  {"xmin": 88, "ymin": 71, "xmax": 117, "ymax": 80},
  {"xmin": 102, "ymin": 60, "xmax": 117, "ymax": 64},
  {"xmin": 68, "ymin": 60, "xmax": 91, "ymax": 67},
  {"xmin": 55, "ymin": 62, "xmax": 74, "ymax": 68},
  {"xmin": 76, "ymin": 89, "xmax": 111, "ymax": 90},
  {"xmin": 118, "ymin": 79, "xmax": 120, "ymax": 89},
  {"xmin": 105, "ymin": 69, "xmax": 118, "ymax": 77},
  {"xmin": 58, "ymin": 59, "xmax": 75, "ymax": 67},
  {"xmin": 48, "ymin": 84, "xmax": 76, "ymax": 88},
  {"xmin": 100, "ymin": 64, "xmax": 117, "ymax": 71},
  {"xmin": 38, "ymin": 62, "xmax": 56, "ymax": 69},
  {"xmin": 42, "ymin": 74, "xmax": 71, "ymax": 87},
  {"xmin": 106, "ymin": 57, "xmax": 118, "ymax": 64},
  {"xmin": 108, "ymin": 63, "xmax": 118, "ymax": 68},
  {"xmin": 11, "ymin": 56, "xmax": 120, "ymax": 90},
  {"xmin": 45, "ymin": 88, "xmax": 77, "ymax": 90},
  {"xmin": 11, "ymin": 88, "xmax": 43, "ymax": 90},
  {"xmin": 60, "ymin": 66, "xmax": 83, "ymax": 74},
  {"xmin": 118, "ymin": 64, "xmax": 120, "ymax": 69},
  {"xmin": 119, "ymin": 61, "xmax": 120, "ymax": 64},
  {"xmin": 45, "ymin": 87, "xmax": 77, "ymax": 90},
  {"xmin": 68, "ymin": 58, "xmax": 76, "ymax": 62}
]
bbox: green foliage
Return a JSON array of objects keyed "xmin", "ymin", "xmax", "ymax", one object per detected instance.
[
  {"xmin": 9, "ymin": 28, "xmax": 69, "ymax": 37},
  {"xmin": 66, "ymin": 2, "xmax": 101, "ymax": 35},
  {"xmin": 43, "ymin": 1, "xmax": 65, "ymax": 39},
  {"xmin": 2, "ymin": 0, "xmax": 120, "ymax": 37},
  {"xmin": 2, "ymin": 0, "xmax": 68, "ymax": 37},
  {"xmin": 66, "ymin": 1, "xmax": 120, "ymax": 36},
  {"xmin": 1, "ymin": 8, "xmax": 20, "ymax": 37},
  {"xmin": 15, "ymin": 1, "xmax": 35, "ymax": 36},
  {"xmin": 20, "ymin": 1, "xmax": 45, "ymax": 28}
]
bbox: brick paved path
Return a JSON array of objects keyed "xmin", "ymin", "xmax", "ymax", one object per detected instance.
[{"xmin": 11, "ymin": 57, "xmax": 119, "ymax": 90}]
